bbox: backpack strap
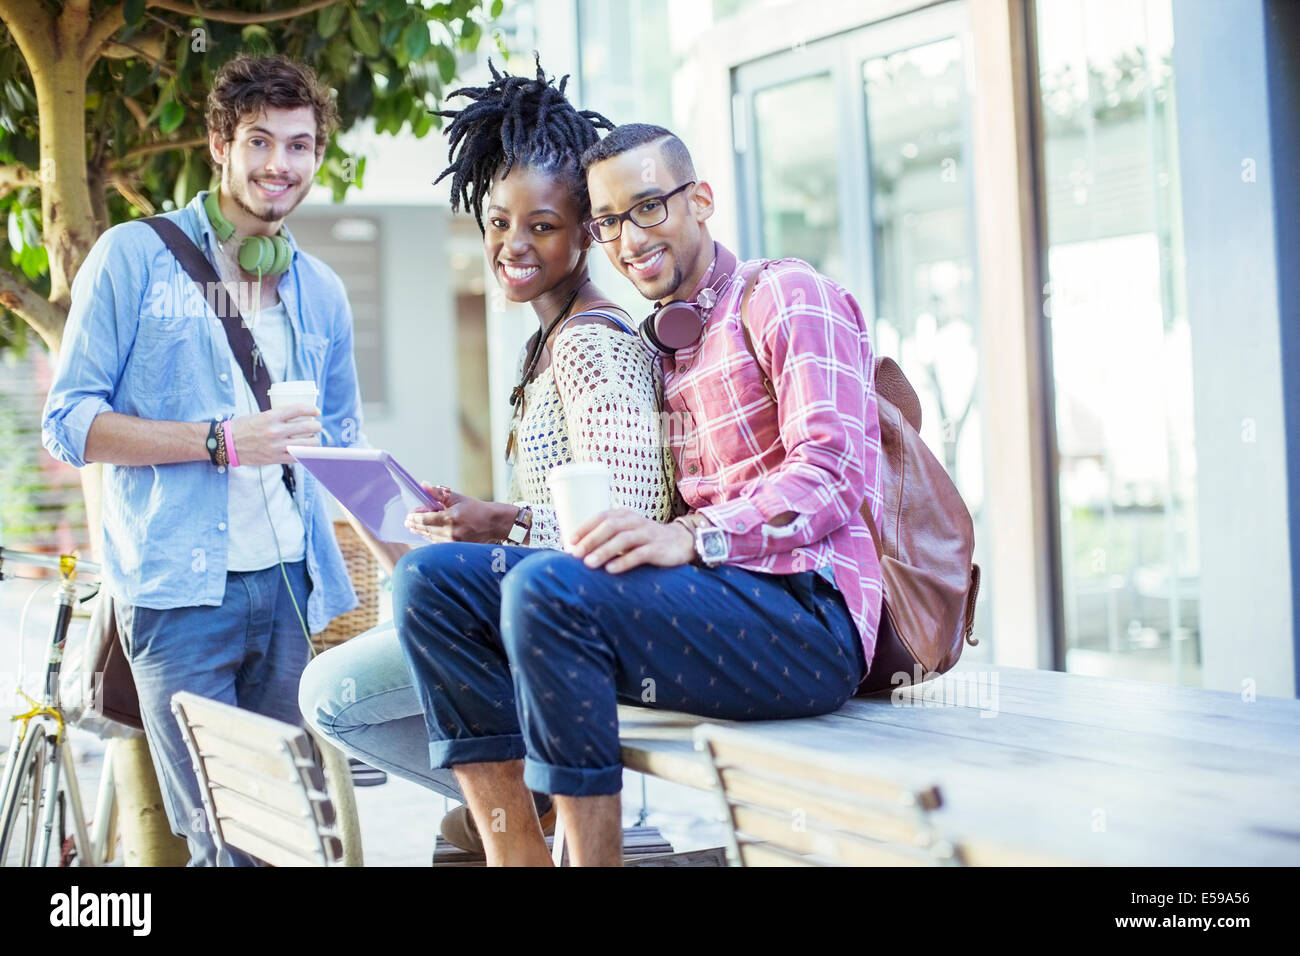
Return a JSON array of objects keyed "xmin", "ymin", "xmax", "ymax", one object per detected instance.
[
  {"xmin": 143, "ymin": 216, "xmax": 295, "ymax": 496},
  {"xmin": 553, "ymin": 304, "xmax": 634, "ymax": 343},
  {"xmin": 737, "ymin": 261, "xmax": 777, "ymax": 402}
]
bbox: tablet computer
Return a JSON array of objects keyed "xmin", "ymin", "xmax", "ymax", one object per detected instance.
[{"xmin": 288, "ymin": 446, "xmax": 440, "ymax": 546}]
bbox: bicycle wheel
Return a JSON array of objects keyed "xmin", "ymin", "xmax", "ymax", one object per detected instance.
[{"xmin": 0, "ymin": 723, "xmax": 50, "ymax": 866}]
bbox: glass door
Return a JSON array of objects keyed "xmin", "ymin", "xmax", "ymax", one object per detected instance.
[
  {"xmin": 733, "ymin": 2, "xmax": 993, "ymax": 651},
  {"xmin": 1033, "ymin": 0, "xmax": 1199, "ymax": 684}
]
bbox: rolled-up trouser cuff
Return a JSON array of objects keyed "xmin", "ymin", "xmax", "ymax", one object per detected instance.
[
  {"xmin": 429, "ymin": 733, "xmax": 526, "ymax": 769},
  {"xmin": 523, "ymin": 755, "xmax": 624, "ymax": 797}
]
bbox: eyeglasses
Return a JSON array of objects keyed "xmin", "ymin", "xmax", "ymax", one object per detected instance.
[{"xmin": 583, "ymin": 181, "xmax": 696, "ymax": 243}]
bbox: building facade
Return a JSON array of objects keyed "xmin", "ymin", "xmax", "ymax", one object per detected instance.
[{"xmin": 479, "ymin": 0, "xmax": 1299, "ymax": 695}]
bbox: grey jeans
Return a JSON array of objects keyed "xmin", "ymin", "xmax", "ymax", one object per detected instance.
[{"xmin": 298, "ymin": 621, "xmax": 463, "ymax": 800}]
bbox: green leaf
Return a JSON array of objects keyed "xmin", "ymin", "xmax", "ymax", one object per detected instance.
[
  {"xmin": 18, "ymin": 244, "xmax": 46, "ymax": 281},
  {"xmin": 144, "ymin": 79, "xmax": 175, "ymax": 126},
  {"xmin": 159, "ymin": 101, "xmax": 185, "ymax": 135},
  {"xmin": 318, "ymin": 2, "xmax": 346, "ymax": 38},
  {"xmin": 403, "ymin": 21, "xmax": 431, "ymax": 61},
  {"xmin": 344, "ymin": 66, "xmax": 374, "ymax": 115},
  {"xmin": 326, "ymin": 37, "xmax": 355, "ymax": 77},
  {"xmin": 241, "ymin": 25, "xmax": 274, "ymax": 54},
  {"xmin": 7, "ymin": 210, "xmax": 22, "ymax": 252},
  {"xmin": 380, "ymin": 19, "xmax": 404, "ymax": 52},
  {"xmin": 433, "ymin": 44, "xmax": 457, "ymax": 84},
  {"xmin": 123, "ymin": 0, "xmax": 146, "ymax": 28},
  {"xmin": 491, "ymin": 0, "xmax": 504, "ymax": 17},
  {"xmin": 19, "ymin": 209, "xmax": 39, "ymax": 250},
  {"xmin": 349, "ymin": 8, "xmax": 381, "ymax": 58},
  {"xmin": 123, "ymin": 62, "xmax": 150, "ymax": 98},
  {"xmin": 460, "ymin": 19, "xmax": 481, "ymax": 49}
]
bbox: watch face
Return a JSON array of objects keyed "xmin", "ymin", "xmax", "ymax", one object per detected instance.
[{"xmin": 698, "ymin": 528, "xmax": 727, "ymax": 564}]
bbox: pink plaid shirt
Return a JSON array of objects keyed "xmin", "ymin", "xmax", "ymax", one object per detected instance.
[{"xmin": 664, "ymin": 244, "xmax": 885, "ymax": 668}]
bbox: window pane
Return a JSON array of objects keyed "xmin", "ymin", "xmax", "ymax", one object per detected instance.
[
  {"xmin": 753, "ymin": 74, "xmax": 843, "ymax": 277},
  {"xmin": 863, "ymin": 36, "xmax": 991, "ymax": 650},
  {"xmin": 1036, "ymin": 0, "xmax": 1199, "ymax": 684}
]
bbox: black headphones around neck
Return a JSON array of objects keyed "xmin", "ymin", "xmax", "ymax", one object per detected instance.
[{"xmin": 639, "ymin": 243, "xmax": 739, "ymax": 355}]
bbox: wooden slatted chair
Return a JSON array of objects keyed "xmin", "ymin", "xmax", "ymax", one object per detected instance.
[
  {"xmin": 171, "ymin": 691, "xmax": 359, "ymax": 867},
  {"xmin": 694, "ymin": 724, "xmax": 962, "ymax": 867}
]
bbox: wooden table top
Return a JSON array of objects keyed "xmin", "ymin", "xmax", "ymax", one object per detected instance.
[{"xmin": 617, "ymin": 663, "xmax": 1300, "ymax": 865}]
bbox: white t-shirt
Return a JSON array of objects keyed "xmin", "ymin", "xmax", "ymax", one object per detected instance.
[{"xmin": 225, "ymin": 299, "xmax": 307, "ymax": 571}]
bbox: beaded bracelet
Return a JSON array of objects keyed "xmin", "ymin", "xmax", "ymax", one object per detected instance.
[{"xmin": 212, "ymin": 421, "xmax": 228, "ymax": 468}]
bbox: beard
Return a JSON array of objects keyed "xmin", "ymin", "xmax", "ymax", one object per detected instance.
[
  {"xmin": 624, "ymin": 254, "xmax": 685, "ymax": 303},
  {"xmin": 635, "ymin": 267, "xmax": 684, "ymax": 302},
  {"xmin": 226, "ymin": 171, "xmax": 306, "ymax": 224}
]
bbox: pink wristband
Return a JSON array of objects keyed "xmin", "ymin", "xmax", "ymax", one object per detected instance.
[{"xmin": 221, "ymin": 419, "xmax": 239, "ymax": 468}]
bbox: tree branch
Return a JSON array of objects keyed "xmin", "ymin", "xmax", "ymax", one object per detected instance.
[
  {"xmin": 147, "ymin": 0, "xmax": 343, "ymax": 26},
  {"xmin": 122, "ymin": 96, "xmax": 150, "ymax": 130},
  {"xmin": 0, "ymin": 164, "xmax": 39, "ymax": 199},
  {"xmin": 105, "ymin": 172, "xmax": 156, "ymax": 216},
  {"xmin": 57, "ymin": 0, "xmax": 94, "ymax": 55},
  {"xmin": 88, "ymin": 165, "xmax": 110, "ymax": 234},
  {"xmin": 0, "ymin": 0, "xmax": 56, "ymax": 67},
  {"xmin": 82, "ymin": 8, "xmax": 126, "ymax": 73},
  {"xmin": 101, "ymin": 33, "xmax": 169, "ymax": 68},
  {"xmin": 116, "ymin": 136, "xmax": 207, "ymax": 164},
  {"xmin": 0, "ymin": 268, "xmax": 63, "ymax": 352}
]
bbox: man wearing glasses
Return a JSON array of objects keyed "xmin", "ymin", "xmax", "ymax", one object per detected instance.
[{"xmin": 395, "ymin": 123, "xmax": 883, "ymax": 866}]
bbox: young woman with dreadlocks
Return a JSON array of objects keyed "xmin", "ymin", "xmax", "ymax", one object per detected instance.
[
  {"xmin": 405, "ymin": 55, "xmax": 674, "ymax": 549},
  {"xmin": 297, "ymin": 57, "xmax": 674, "ymax": 860}
]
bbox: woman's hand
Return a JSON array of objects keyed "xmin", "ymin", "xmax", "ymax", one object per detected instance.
[{"xmin": 404, "ymin": 483, "xmax": 514, "ymax": 545}]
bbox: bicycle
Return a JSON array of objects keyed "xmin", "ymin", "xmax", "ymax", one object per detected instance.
[{"xmin": 0, "ymin": 547, "xmax": 118, "ymax": 866}]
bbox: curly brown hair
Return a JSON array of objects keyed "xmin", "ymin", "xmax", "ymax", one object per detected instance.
[{"xmin": 205, "ymin": 54, "xmax": 339, "ymax": 155}]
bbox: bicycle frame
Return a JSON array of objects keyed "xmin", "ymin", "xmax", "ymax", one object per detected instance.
[{"xmin": 0, "ymin": 548, "xmax": 114, "ymax": 866}]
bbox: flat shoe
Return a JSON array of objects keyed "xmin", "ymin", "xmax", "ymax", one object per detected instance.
[{"xmin": 440, "ymin": 802, "xmax": 557, "ymax": 855}]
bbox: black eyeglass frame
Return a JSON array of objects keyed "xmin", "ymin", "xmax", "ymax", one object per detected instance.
[{"xmin": 583, "ymin": 181, "xmax": 697, "ymax": 243}]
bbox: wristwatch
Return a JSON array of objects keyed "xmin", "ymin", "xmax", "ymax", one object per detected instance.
[
  {"xmin": 505, "ymin": 504, "xmax": 532, "ymax": 545},
  {"xmin": 675, "ymin": 514, "xmax": 728, "ymax": 567},
  {"xmin": 694, "ymin": 525, "xmax": 728, "ymax": 567}
]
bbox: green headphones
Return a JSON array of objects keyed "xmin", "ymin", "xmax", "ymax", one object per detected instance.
[{"xmin": 203, "ymin": 188, "xmax": 294, "ymax": 277}]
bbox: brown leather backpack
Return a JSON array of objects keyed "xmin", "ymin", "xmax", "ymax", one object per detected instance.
[{"xmin": 737, "ymin": 263, "xmax": 980, "ymax": 693}]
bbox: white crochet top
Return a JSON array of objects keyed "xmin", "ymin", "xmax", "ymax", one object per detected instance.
[{"xmin": 505, "ymin": 318, "xmax": 676, "ymax": 548}]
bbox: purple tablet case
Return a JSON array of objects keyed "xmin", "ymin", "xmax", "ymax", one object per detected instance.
[{"xmin": 290, "ymin": 449, "xmax": 437, "ymax": 546}]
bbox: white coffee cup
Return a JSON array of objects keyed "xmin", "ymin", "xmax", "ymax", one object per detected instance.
[
  {"xmin": 269, "ymin": 379, "xmax": 318, "ymax": 415},
  {"xmin": 547, "ymin": 461, "xmax": 612, "ymax": 550}
]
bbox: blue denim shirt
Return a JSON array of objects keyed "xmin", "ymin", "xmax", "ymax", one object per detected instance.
[{"xmin": 42, "ymin": 192, "xmax": 359, "ymax": 631}]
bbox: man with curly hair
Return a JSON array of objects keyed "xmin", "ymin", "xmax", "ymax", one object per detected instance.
[{"xmin": 43, "ymin": 55, "xmax": 365, "ymax": 866}]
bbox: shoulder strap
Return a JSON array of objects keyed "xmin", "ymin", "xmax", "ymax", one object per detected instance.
[
  {"xmin": 556, "ymin": 302, "xmax": 635, "ymax": 337},
  {"xmin": 143, "ymin": 217, "xmax": 273, "ymax": 413},
  {"xmin": 738, "ymin": 261, "xmax": 777, "ymax": 402},
  {"xmin": 143, "ymin": 216, "xmax": 295, "ymax": 494}
]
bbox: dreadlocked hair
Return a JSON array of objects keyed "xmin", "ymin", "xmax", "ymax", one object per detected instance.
[{"xmin": 433, "ymin": 53, "xmax": 615, "ymax": 233}]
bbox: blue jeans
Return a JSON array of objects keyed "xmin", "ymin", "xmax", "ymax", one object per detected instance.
[
  {"xmin": 118, "ymin": 561, "xmax": 312, "ymax": 866},
  {"xmin": 394, "ymin": 544, "xmax": 866, "ymax": 797}
]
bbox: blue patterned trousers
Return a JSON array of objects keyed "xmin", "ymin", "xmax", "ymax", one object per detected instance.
[{"xmin": 393, "ymin": 543, "xmax": 866, "ymax": 797}]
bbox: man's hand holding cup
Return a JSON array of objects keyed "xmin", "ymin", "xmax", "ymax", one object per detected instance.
[{"xmin": 229, "ymin": 379, "xmax": 321, "ymax": 466}]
